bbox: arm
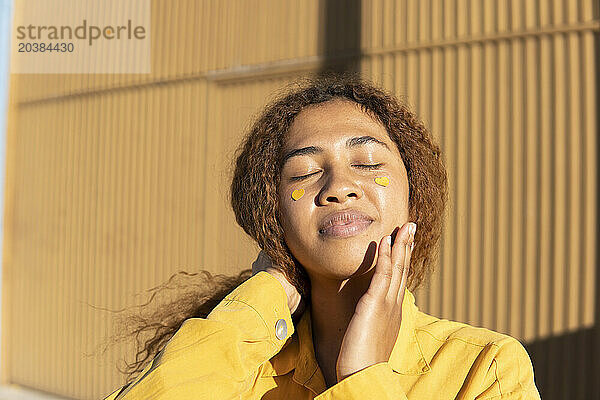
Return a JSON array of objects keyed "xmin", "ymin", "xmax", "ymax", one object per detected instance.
[{"xmin": 102, "ymin": 271, "xmax": 294, "ymax": 400}]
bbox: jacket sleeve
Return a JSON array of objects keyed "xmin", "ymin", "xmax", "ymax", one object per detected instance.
[
  {"xmin": 314, "ymin": 362, "xmax": 408, "ymax": 400},
  {"xmin": 101, "ymin": 271, "xmax": 295, "ymax": 400},
  {"xmin": 472, "ymin": 337, "xmax": 541, "ymax": 400}
]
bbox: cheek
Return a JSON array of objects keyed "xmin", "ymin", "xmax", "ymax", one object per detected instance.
[
  {"xmin": 279, "ymin": 192, "xmax": 308, "ymax": 233},
  {"xmin": 373, "ymin": 176, "xmax": 409, "ymax": 217},
  {"xmin": 279, "ymin": 201, "xmax": 314, "ymax": 257}
]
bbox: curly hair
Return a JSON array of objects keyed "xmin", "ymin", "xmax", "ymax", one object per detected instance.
[{"xmin": 109, "ymin": 72, "xmax": 448, "ymax": 384}]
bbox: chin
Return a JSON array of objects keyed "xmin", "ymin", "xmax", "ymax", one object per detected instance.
[
  {"xmin": 288, "ymin": 229, "xmax": 383, "ymax": 280},
  {"xmin": 304, "ymin": 242, "xmax": 378, "ymax": 281}
]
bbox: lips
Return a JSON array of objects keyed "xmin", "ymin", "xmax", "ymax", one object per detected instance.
[{"xmin": 319, "ymin": 209, "xmax": 374, "ymax": 237}]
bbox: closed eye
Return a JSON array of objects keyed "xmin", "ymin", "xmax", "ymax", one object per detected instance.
[
  {"xmin": 355, "ymin": 163, "xmax": 384, "ymax": 170},
  {"xmin": 290, "ymin": 163, "xmax": 384, "ymax": 181}
]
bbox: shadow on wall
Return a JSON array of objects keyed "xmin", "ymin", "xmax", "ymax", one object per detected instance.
[
  {"xmin": 526, "ymin": 29, "xmax": 600, "ymax": 400},
  {"xmin": 319, "ymin": 0, "xmax": 361, "ymax": 75},
  {"xmin": 526, "ymin": 327, "xmax": 598, "ymax": 400}
]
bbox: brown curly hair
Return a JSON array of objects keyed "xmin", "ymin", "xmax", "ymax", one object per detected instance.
[{"xmin": 109, "ymin": 72, "xmax": 448, "ymax": 385}]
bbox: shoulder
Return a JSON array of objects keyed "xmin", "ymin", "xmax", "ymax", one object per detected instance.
[
  {"xmin": 413, "ymin": 311, "xmax": 540, "ymax": 399},
  {"xmin": 414, "ymin": 310, "xmax": 516, "ymax": 347}
]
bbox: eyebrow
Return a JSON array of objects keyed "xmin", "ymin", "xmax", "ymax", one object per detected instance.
[{"xmin": 281, "ymin": 135, "xmax": 390, "ymax": 166}]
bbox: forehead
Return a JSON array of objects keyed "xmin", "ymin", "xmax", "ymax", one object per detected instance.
[{"xmin": 285, "ymin": 99, "xmax": 390, "ymax": 147}]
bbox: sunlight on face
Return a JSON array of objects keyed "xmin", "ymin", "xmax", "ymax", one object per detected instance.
[{"xmin": 277, "ymin": 99, "xmax": 410, "ymax": 281}]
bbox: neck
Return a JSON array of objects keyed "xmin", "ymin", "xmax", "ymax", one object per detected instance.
[{"xmin": 309, "ymin": 269, "xmax": 375, "ymax": 372}]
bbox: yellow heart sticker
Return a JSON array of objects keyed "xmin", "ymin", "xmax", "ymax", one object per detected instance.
[
  {"xmin": 291, "ymin": 188, "xmax": 305, "ymax": 201},
  {"xmin": 374, "ymin": 176, "xmax": 390, "ymax": 187}
]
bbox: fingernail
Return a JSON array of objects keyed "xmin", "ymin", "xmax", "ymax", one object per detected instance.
[
  {"xmin": 409, "ymin": 223, "xmax": 417, "ymax": 237},
  {"xmin": 386, "ymin": 235, "xmax": 392, "ymax": 247}
]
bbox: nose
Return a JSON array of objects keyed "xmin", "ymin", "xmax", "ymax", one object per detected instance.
[{"xmin": 316, "ymin": 168, "xmax": 364, "ymax": 206}]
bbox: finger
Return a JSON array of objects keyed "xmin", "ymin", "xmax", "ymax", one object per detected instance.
[
  {"xmin": 397, "ymin": 227, "xmax": 415, "ymax": 304},
  {"xmin": 387, "ymin": 224, "xmax": 413, "ymax": 301},
  {"xmin": 366, "ymin": 235, "xmax": 393, "ymax": 298}
]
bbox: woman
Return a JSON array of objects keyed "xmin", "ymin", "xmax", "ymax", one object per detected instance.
[{"xmin": 103, "ymin": 74, "xmax": 541, "ymax": 399}]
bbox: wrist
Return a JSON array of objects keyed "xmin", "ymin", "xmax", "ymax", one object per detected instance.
[
  {"xmin": 336, "ymin": 362, "xmax": 378, "ymax": 382},
  {"xmin": 285, "ymin": 287, "xmax": 302, "ymax": 315},
  {"xmin": 266, "ymin": 269, "xmax": 299, "ymax": 314}
]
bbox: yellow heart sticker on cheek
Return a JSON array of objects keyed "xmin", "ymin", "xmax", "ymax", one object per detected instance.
[
  {"xmin": 374, "ymin": 176, "xmax": 390, "ymax": 187},
  {"xmin": 291, "ymin": 188, "xmax": 305, "ymax": 201}
]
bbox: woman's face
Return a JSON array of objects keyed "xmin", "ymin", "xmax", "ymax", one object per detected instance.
[{"xmin": 277, "ymin": 99, "xmax": 410, "ymax": 281}]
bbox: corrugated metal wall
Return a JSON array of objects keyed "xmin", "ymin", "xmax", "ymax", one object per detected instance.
[{"xmin": 2, "ymin": 1, "xmax": 598, "ymax": 399}]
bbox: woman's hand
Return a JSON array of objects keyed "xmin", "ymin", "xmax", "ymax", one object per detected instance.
[
  {"xmin": 252, "ymin": 250, "xmax": 306, "ymax": 320},
  {"xmin": 335, "ymin": 222, "xmax": 416, "ymax": 382}
]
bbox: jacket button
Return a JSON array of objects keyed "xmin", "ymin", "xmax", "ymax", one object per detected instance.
[{"xmin": 275, "ymin": 319, "xmax": 287, "ymax": 340}]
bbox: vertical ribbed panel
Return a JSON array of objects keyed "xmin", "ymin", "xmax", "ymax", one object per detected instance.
[
  {"xmin": 2, "ymin": 1, "xmax": 598, "ymax": 399},
  {"xmin": 11, "ymin": 0, "xmax": 325, "ymax": 103},
  {"xmin": 4, "ymin": 79, "xmax": 219, "ymax": 398}
]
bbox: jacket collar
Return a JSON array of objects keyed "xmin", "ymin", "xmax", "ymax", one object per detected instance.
[{"xmin": 262, "ymin": 289, "xmax": 431, "ymax": 393}]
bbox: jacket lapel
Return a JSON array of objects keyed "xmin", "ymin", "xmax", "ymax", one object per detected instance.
[{"xmin": 262, "ymin": 288, "xmax": 431, "ymax": 388}]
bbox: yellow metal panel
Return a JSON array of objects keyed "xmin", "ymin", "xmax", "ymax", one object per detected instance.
[
  {"xmin": 444, "ymin": 0, "xmax": 456, "ymax": 39},
  {"xmin": 468, "ymin": 41, "xmax": 483, "ymax": 327},
  {"xmin": 552, "ymin": 33, "xmax": 567, "ymax": 334},
  {"xmin": 566, "ymin": 32, "xmax": 582, "ymax": 332},
  {"xmin": 471, "ymin": 0, "xmax": 483, "ymax": 35},
  {"xmin": 538, "ymin": 35, "xmax": 553, "ymax": 339},
  {"xmin": 497, "ymin": 0, "xmax": 510, "ymax": 32},
  {"xmin": 11, "ymin": 0, "xmax": 331, "ymax": 103},
  {"xmin": 523, "ymin": 35, "xmax": 539, "ymax": 342},
  {"xmin": 395, "ymin": 0, "xmax": 407, "ymax": 44},
  {"xmin": 371, "ymin": 0, "xmax": 383, "ymax": 50},
  {"xmin": 407, "ymin": 0, "xmax": 418, "ymax": 43},
  {"xmin": 582, "ymin": 31, "xmax": 596, "ymax": 328},
  {"xmin": 405, "ymin": 50, "xmax": 418, "ymax": 112},
  {"xmin": 417, "ymin": 49, "xmax": 431, "ymax": 129},
  {"xmin": 457, "ymin": 0, "xmax": 469, "ymax": 37},
  {"xmin": 455, "ymin": 44, "xmax": 469, "ymax": 325},
  {"xmin": 481, "ymin": 39, "xmax": 496, "ymax": 331},
  {"xmin": 496, "ymin": 38, "xmax": 510, "ymax": 335},
  {"xmin": 425, "ymin": 2, "xmax": 444, "ymax": 319},
  {"xmin": 441, "ymin": 45, "xmax": 456, "ymax": 320},
  {"xmin": 509, "ymin": 37, "xmax": 524, "ymax": 337}
]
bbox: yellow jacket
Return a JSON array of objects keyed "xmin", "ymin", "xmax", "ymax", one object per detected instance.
[{"xmin": 103, "ymin": 271, "xmax": 541, "ymax": 399}]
